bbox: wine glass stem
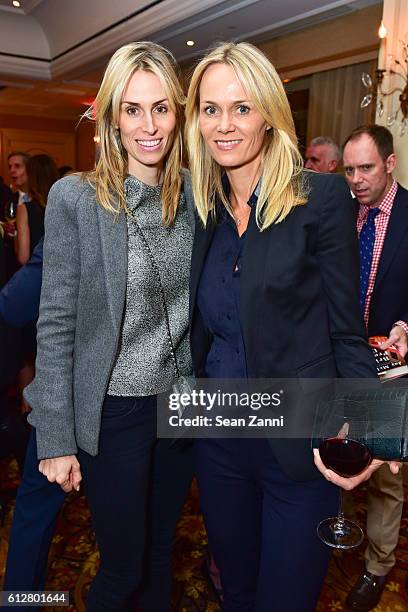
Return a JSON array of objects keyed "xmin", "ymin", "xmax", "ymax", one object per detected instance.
[{"xmin": 334, "ymin": 489, "xmax": 346, "ymax": 530}]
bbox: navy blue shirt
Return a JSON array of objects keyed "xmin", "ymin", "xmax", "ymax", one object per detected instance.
[{"xmin": 197, "ymin": 186, "xmax": 258, "ymax": 378}]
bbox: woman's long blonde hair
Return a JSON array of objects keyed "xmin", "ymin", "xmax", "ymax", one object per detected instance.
[
  {"xmin": 185, "ymin": 42, "xmax": 307, "ymax": 229},
  {"xmin": 84, "ymin": 41, "xmax": 185, "ymax": 225}
]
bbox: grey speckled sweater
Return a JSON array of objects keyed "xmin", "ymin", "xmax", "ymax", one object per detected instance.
[{"xmin": 107, "ymin": 175, "xmax": 193, "ymax": 396}]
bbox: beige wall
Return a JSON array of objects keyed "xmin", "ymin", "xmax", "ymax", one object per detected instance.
[
  {"xmin": 376, "ymin": 0, "xmax": 408, "ymax": 188},
  {"xmin": 258, "ymin": 4, "xmax": 382, "ymax": 80}
]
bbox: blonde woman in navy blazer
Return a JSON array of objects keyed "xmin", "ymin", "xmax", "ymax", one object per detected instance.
[{"xmin": 185, "ymin": 42, "xmax": 400, "ymax": 612}]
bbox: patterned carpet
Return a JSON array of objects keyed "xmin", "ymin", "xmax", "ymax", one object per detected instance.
[{"xmin": 0, "ymin": 457, "xmax": 407, "ymax": 612}]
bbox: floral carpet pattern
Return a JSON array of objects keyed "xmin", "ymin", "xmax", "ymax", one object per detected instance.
[{"xmin": 0, "ymin": 457, "xmax": 407, "ymax": 612}]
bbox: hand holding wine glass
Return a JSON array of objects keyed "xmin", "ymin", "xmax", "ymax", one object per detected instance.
[
  {"xmin": 4, "ymin": 200, "xmax": 17, "ymax": 223},
  {"xmin": 1, "ymin": 200, "xmax": 17, "ymax": 237},
  {"xmin": 312, "ymin": 398, "xmax": 396, "ymax": 549}
]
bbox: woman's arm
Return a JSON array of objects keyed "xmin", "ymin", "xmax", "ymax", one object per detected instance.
[
  {"xmin": 25, "ymin": 176, "xmax": 86, "ymax": 462},
  {"xmin": 14, "ymin": 202, "xmax": 30, "ymax": 265},
  {"xmin": 0, "ymin": 238, "xmax": 43, "ymax": 326}
]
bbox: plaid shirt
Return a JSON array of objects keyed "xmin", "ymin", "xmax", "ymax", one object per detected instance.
[{"xmin": 357, "ymin": 180, "xmax": 408, "ymax": 334}]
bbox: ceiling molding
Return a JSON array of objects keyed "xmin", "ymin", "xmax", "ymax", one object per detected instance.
[
  {"xmin": 0, "ymin": 54, "xmax": 51, "ymax": 79},
  {"xmin": 23, "ymin": 0, "xmax": 44, "ymax": 13},
  {"xmin": 0, "ymin": 0, "xmax": 382, "ymax": 81},
  {"xmin": 50, "ymin": 0, "xmax": 226, "ymax": 77}
]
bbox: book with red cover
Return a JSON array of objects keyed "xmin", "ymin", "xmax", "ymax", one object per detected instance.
[{"xmin": 369, "ymin": 336, "xmax": 408, "ymax": 381}]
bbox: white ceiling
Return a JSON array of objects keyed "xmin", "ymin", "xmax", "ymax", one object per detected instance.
[{"xmin": 0, "ymin": 0, "xmax": 381, "ymax": 80}]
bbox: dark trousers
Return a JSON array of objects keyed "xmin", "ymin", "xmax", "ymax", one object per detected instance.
[
  {"xmin": 195, "ymin": 438, "xmax": 339, "ymax": 612},
  {"xmin": 3, "ymin": 395, "xmax": 193, "ymax": 612},
  {"xmin": 78, "ymin": 394, "xmax": 193, "ymax": 612},
  {"xmin": 2, "ymin": 430, "xmax": 66, "ymax": 606}
]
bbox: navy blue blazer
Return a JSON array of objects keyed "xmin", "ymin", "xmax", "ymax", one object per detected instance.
[
  {"xmin": 0, "ymin": 237, "xmax": 43, "ymax": 327},
  {"xmin": 367, "ymin": 184, "xmax": 408, "ymax": 336},
  {"xmin": 190, "ymin": 171, "xmax": 377, "ymax": 480}
]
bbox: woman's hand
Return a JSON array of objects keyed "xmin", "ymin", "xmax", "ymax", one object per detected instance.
[
  {"xmin": 39, "ymin": 455, "xmax": 82, "ymax": 493},
  {"xmin": 313, "ymin": 449, "xmax": 401, "ymax": 491}
]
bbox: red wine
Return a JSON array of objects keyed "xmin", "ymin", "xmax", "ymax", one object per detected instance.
[{"xmin": 319, "ymin": 437, "xmax": 371, "ymax": 477}]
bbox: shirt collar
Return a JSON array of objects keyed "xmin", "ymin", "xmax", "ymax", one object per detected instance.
[
  {"xmin": 221, "ymin": 174, "xmax": 262, "ymax": 208},
  {"xmin": 124, "ymin": 175, "xmax": 161, "ymax": 212},
  {"xmin": 358, "ymin": 179, "xmax": 398, "ymax": 217}
]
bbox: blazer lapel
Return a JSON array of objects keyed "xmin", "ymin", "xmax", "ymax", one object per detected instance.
[
  {"xmin": 96, "ymin": 205, "xmax": 128, "ymax": 332},
  {"xmin": 374, "ymin": 187, "xmax": 408, "ymax": 290},
  {"xmin": 189, "ymin": 215, "xmax": 216, "ymax": 324},
  {"xmin": 240, "ymin": 211, "xmax": 269, "ymax": 374}
]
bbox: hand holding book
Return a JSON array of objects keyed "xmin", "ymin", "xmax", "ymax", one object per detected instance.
[
  {"xmin": 379, "ymin": 324, "xmax": 408, "ymax": 358},
  {"xmin": 369, "ymin": 335, "xmax": 408, "ymax": 381}
]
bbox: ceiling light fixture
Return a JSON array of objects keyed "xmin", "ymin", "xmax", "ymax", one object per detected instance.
[
  {"xmin": 13, "ymin": 1, "xmax": 21, "ymax": 7},
  {"xmin": 186, "ymin": 40, "xmax": 195, "ymax": 47}
]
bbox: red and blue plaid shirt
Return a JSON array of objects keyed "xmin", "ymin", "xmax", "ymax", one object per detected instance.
[{"xmin": 356, "ymin": 180, "xmax": 408, "ymax": 334}]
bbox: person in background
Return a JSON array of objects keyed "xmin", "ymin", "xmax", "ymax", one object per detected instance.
[
  {"xmin": 342, "ymin": 124, "xmax": 407, "ymax": 612},
  {"xmin": 0, "ymin": 225, "xmax": 5, "ymax": 288},
  {"xmin": 0, "ymin": 238, "xmax": 43, "ymax": 327},
  {"xmin": 184, "ymin": 41, "xmax": 399, "ymax": 612},
  {"xmin": 8, "ymin": 151, "xmax": 29, "ymax": 204},
  {"xmin": 58, "ymin": 165, "xmax": 74, "ymax": 178},
  {"xmin": 305, "ymin": 135, "xmax": 341, "ymax": 173},
  {"xmin": 3, "ymin": 41, "xmax": 194, "ymax": 612},
  {"xmin": 13, "ymin": 154, "xmax": 59, "ymax": 415},
  {"xmin": 14, "ymin": 154, "xmax": 58, "ymax": 266},
  {"xmin": 2, "ymin": 153, "xmax": 28, "ymax": 280},
  {"xmin": 0, "ymin": 180, "xmax": 14, "ymax": 225}
]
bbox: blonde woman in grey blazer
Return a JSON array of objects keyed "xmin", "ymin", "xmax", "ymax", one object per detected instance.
[{"xmin": 9, "ymin": 43, "xmax": 195, "ymax": 612}]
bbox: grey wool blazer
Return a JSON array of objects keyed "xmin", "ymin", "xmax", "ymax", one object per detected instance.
[{"xmin": 25, "ymin": 170, "xmax": 195, "ymax": 460}]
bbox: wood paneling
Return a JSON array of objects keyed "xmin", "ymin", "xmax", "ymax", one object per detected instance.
[
  {"xmin": 0, "ymin": 128, "xmax": 75, "ymax": 178},
  {"xmin": 75, "ymin": 119, "xmax": 96, "ymax": 172}
]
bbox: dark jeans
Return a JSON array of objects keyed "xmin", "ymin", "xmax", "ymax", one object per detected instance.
[
  {"xmin": 3, "ymin": 395, "xmax": 192, "ymax": 612},
  {"xmin": 78, "ymin": 394, "xmax": 193, "ymax": 612},
  {"xmin": 195, "ymin": 438, "xmax": 339, "ymax": 612},
  {"xmin": 2, "ymin": 431, "xmax": 66, "ymax": 612}
]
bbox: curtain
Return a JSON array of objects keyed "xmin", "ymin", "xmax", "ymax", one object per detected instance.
[{"xmin": 307, "ymin": 60, "xmax": 376, "ymax": 147}]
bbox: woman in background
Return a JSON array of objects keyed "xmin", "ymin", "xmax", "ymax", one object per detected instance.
[
  {"xmin": 185, "ymin": 41, "xmax": 397, "ymax": 612},
  {"xmin": 14, "ymin": 154, "xmax": 59, "ymax": 413},
  {"xmin": 14, "ymin": 154, "xmax": 58, "ymax": 266}
]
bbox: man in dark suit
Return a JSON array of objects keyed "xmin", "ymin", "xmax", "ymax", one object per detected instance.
[
  {"xmin": 0, "ymin": 237, "xmax": 43, "ymax": 326},
  {"xmin": 343, "ymin": 125, "xmax": 407, "ymax": 612},
  {"xmin": 305, "ymin": 135, "xmax": 341, "ymax": 173},
  {"xmin": 0, "ymin": 238, "xmax": 64, "ymax": 605}
]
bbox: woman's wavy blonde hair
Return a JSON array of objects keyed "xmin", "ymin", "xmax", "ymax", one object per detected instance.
[
  {"xmin": 185, "ymin": 42, "xmax": 307, "ymax": 229},
  {"xmin": 84, "ymin": 41, "xmax": 185, "ymax": 225}
]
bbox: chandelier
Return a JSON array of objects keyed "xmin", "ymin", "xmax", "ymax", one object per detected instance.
[{"xmin": 360, "ymin": 22, "xmax": 408, "ymax": 136}]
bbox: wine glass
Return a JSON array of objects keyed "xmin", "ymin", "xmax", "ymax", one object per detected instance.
[
  {"xmin": 4, "ymin": 200, "xmax": 17, "ymax": 223},
  {"xmin": 313, "ymin": 397, "xmax": 372, "ymax": 549}
]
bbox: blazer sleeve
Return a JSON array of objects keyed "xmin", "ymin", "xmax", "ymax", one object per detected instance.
[
  {"xmin": 0, "ymin": 238, "xmax": 43, "ymax": 326},
  {"xmin": 315, "ymin": 173, "xmax": 377, "ymax": 378},
  {"xmin": 25, "ymin": 176, "xmax": 86, "ymax": 459}
]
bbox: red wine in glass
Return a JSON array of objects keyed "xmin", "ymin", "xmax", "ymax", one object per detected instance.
[
  {"xmin": 319, "ymin": 437, "xmax": 372, "ymax": 477},
  {"xmin": 314, "ymin": 400, "xmax": 372, "ymax": 549}
]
